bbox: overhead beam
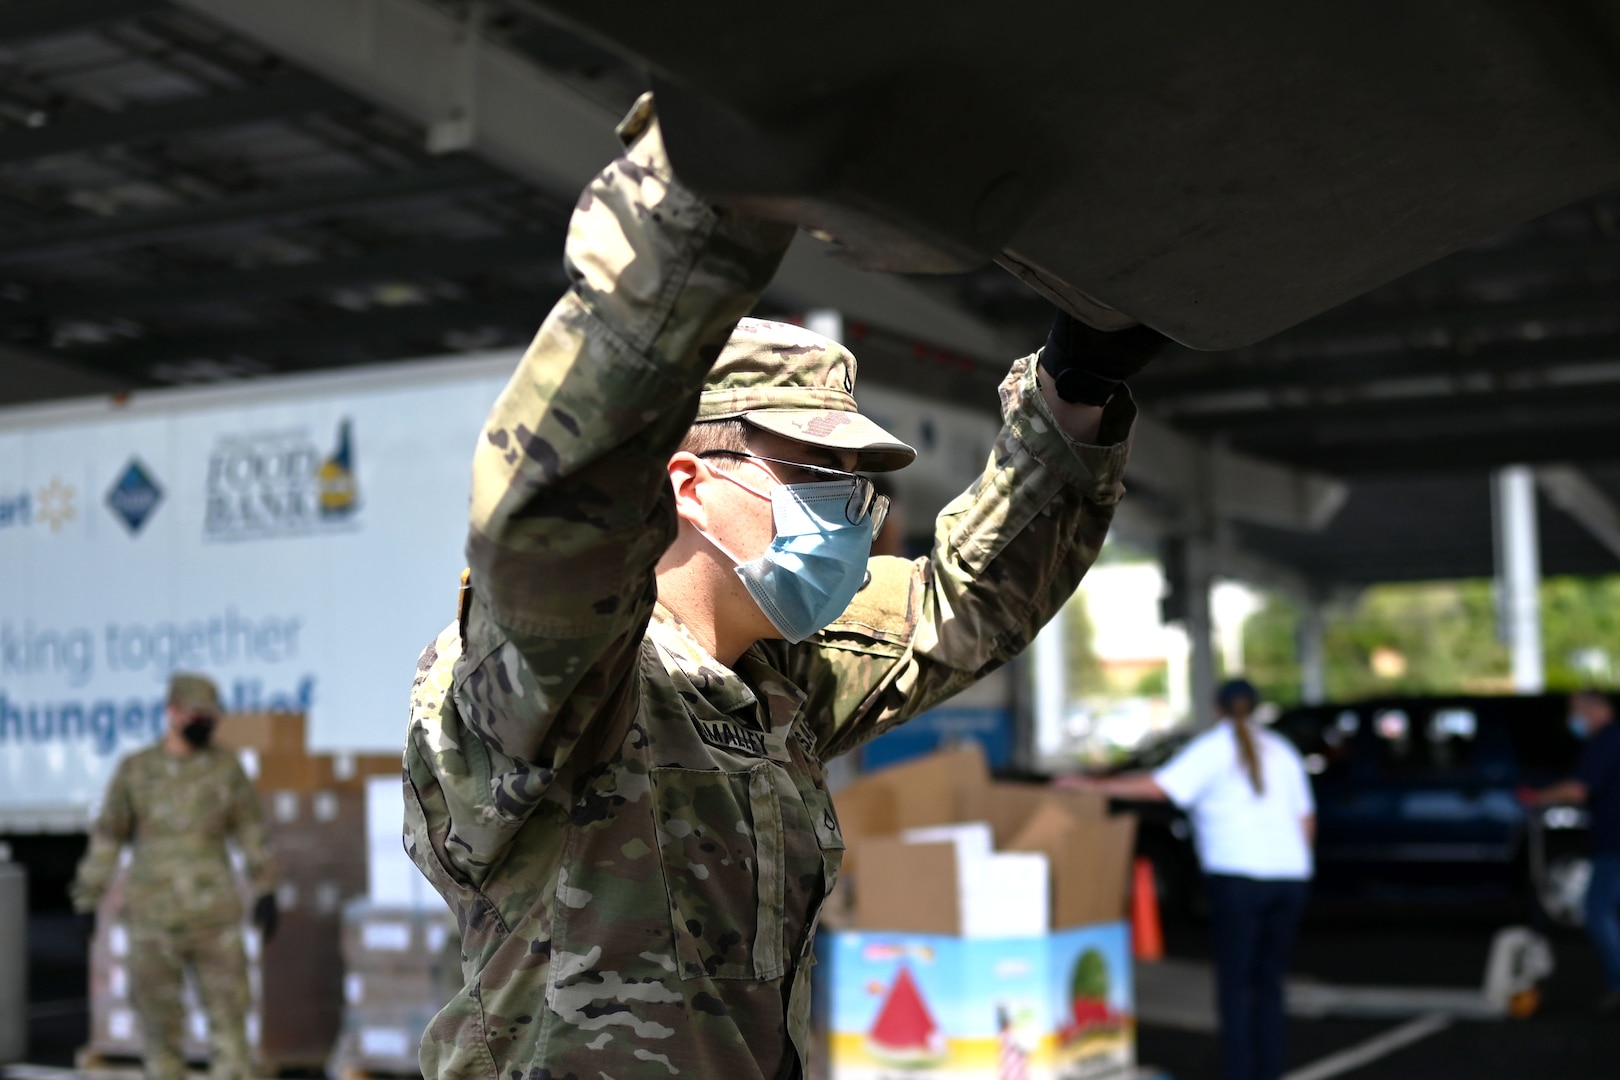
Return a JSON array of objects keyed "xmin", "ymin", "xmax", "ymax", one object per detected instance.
[
  {"xmin": 1134, "ymin": 331, "xmax": 1620, "ymax": 402},
  {"xmin": 1172, "ymin": 380, "xmax": 1620, "ymax": 443},
  {"xmin": 61, "ymin": 294, "xmax": 554, "ymax": 378},
  {"xmin": 0, "ymin": 159, "xmax": 507, "ymax": 263},
  {"xmin": 1272, "ymin": 290, "xmax": 1619, "ymax": 347},
  {"xmin": 1110, "ymin": 499, "xmax": 1316, "ymax": 596},
  {"xmin": 1254, "ymin": 428, "xmax": 1620, "ymax": 475},
  {"xmin": 0, "ymin": 80, "xmax": 348, "ymax": 166},
  {"xmin": 21, "ymin": 231, "xmax": 562, "ymax": 318},
  {"xmin": 170, "ymin": 0, "xmax": 1025, "ymax": 362},
  {"xmin": 0, "ymin": 0, "xmax": 162, "ymax": 42},
  {"xmin": 1127, "ymin": 411, "xmax": 1347, "ymax": 533},
  {"xmin": 1536, "ymin": 465, "xmax": 1620, "ymax": 563}
]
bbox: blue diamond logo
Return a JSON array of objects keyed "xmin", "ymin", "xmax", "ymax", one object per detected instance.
[{"xmin": 106, "ymin": 458, "xmax": 163, "ymax": 534}]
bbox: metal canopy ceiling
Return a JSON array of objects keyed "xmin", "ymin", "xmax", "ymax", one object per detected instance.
[
  {"xmin": 1232, "ymin": 470, "xmax": 1620, "ymax": 585},
  {"xmin": 0, "ymin": 0, "xmax": 608, "ymax": 392},
  {"xmin": 2, "ymin": 1, "xmax": 1620, "ymax": 590}
]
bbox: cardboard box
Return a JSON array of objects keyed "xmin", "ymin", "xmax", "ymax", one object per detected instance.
[
  {"xmin": 215, "ymin": 712, "xmax": 307, "ymax": 755},
  {"xmin": 331, "ymin": 1004, "xmax": 441, "ymax": 1073},
  {"xmin": 343, "ymin": 965, "xmax": 458, "ymax": 1011},
  {"xmin": 832, "ymin": 746, "xmax": 1136, "ymax": 935},
  {"xmin": 820, "ymin": 747, "xmax": 1139, "ymax": 1079},
  {"xmin": 237, "ymin": 749, "xmax": 323, "ymax": 792},
  {"xmin": 824, "ymin": 924, "xmax": 1134, "ymax": 1080},
  {"xmin": 322, "ymin": 752, "xmax": 404, "ymax": 790},
  {"xmin": 340, "ymin": 899, "xmax": 459, "ymax": 973}
]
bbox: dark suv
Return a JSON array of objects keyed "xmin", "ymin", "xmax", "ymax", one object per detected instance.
[{"xmin": 1115, "ymin": 694, "xmax": 1592, "ymax": 924}]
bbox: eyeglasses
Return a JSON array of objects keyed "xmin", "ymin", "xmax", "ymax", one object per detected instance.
[{"xmin": 698, "ymin": 450, "xmax": 889, "ymax": 537}]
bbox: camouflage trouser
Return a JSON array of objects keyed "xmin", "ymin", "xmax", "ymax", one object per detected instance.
[{"xmin": 127, "ymin": 921, "xmax": 253, "ymax": 1080}]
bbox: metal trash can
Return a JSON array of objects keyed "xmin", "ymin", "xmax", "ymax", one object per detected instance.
[{"xmin": 0, "ymin": 842, "xmax": 26, "ymax": 1063}]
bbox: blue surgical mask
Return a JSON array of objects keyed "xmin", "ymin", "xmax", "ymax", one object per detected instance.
[
  {"xmin": 702, "ymin": 477, "xmax": 874, "ymax": 644},
  {"xmin": 1570, "ymin": 715, "xmax": 1591, "ymax": 740}
]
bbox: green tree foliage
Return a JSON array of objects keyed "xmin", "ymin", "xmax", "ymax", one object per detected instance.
[
  {"xmin": 1070, "ymin": 948, "xmax": 1110, "ymax": 1001},
  {"xmin": 1066, "ymin": 590, "xmax": 1105, "ymax": 696},
  {"xmin": 1243, "ymin": 576, "xmax": 1620, "ymax": 704},
  {"xmin": 1134, "ymin": 665, "xmax": 1170, "ymax": 697},
  {"xmin": 1541, "ymin": 577, "xmax": 1620, "ymax": 689},
  {"xmin": 1244, "ymin": 592, "xmax": 1305, "ymax": 702}
]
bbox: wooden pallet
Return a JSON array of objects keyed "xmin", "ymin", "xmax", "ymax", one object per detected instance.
[
  {"xmin": 73, "ymin": 1048, "xmax": 207, "ymax": 1079},
  {"xmin": 72, "ymin": 1047, "xmax": 328, "ymax": 1079},
  {"xmin": 333, "ymin": 1065, "xmax": 424, "ymax": 1080}
]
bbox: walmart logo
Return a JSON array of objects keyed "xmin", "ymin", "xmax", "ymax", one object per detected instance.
[
  {"xmin": 0, "ymin": 476, "xmax": 78, "ymax": 534},
  {"xmin": 106, "ymin": 459, "xmax": 163, "ymax": 535}
]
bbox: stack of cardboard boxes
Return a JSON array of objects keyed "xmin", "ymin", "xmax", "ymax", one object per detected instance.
[
  {"xmin": 86, "ymin": 713, "xmax": 400, "ymax": 1073},
  {"xmin": 819, "ymin": 745, "xmax": 1139, "ymax": 1080},
  {"xmin": 331, "ymin": 899, "xmax": 460, "ymax": 1075},
  {"xmin": 327, "ymin": 773, "xmax": 461, "ymax": 1075}
]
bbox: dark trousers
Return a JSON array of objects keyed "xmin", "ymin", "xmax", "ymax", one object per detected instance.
[
  {"xmin": 1587, "ymin": 853, "xmax": 1620, "ymax": 990},
  {"xmin": 1206, "ymin": 873, "xmax": 1309, "ymax": 1080}
]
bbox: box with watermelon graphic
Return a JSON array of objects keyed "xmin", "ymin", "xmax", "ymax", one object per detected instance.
[
  {"xmin": 823, "ymin": 923, "xmax": 1133, "ymax": 1079},
  {"xmin": 816, "ymin": 746, "xmax": 1139, "ymax": 1079}
]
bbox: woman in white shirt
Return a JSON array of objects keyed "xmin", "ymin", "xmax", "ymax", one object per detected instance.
[{"xmin": 1072, "ymin": 679, "xmax": 1314, "ymax": 1080}]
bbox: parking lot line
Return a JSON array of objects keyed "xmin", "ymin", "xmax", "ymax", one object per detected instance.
[{"xmin": 1281, "ymin": 1012, "xmax": 1452, "ymax": 1080}]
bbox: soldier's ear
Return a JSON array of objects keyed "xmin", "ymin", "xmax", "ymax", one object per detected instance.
[{"xmin": 667, "ymin": 452, "xmax": 710, "ymax": 531}]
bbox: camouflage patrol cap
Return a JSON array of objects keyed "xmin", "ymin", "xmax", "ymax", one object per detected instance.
[
  {"xmin": 698, "ymin": 318, "xmax": 916, "ymax": 472},
  {"xmin": 168, "ymin": 672, "xmax": 223, "ymax": 716}
]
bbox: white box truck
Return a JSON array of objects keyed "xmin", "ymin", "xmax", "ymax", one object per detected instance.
[
  {"xmin": 0, "ymin": 353, "xmax": 521, "ymax": 833},
  {"xmin": 0, "ymin": 348, "xmax": 998, "ymax": 833}
]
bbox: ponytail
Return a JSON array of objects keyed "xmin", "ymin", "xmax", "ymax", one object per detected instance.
[
  {"xmin": 1216, "ymin": 678, "xmax": 1265, "ymax": 795},
  {"xmin": 1230, "ymin": 716, "xmax": 1265, "ymax": 795}
]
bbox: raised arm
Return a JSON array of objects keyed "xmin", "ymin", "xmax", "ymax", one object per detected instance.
[
  {"xmin": 434, "ymin": 98, "xmax": 791, "ymax": 874},
  {"xmin": 784, "ymin": 349, "xmax": 1135, "ymax": 758}
]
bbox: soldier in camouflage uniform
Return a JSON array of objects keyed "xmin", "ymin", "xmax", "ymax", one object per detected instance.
[
  {"xmin": 404, "ymin": 93, "xmax": 1154, "ymax": 1079},
  {"xmin": 72, "ymin": 673, "xmax": 280, "ymax": 1080}
]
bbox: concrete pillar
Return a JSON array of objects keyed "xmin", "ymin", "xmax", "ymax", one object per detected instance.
[
  {"xmin": 1032, "ymin": 601, "xmax": 1069, "ymax": 765},
  {"xmin": 1186, "ymin": 546, "xmax": 1217, "ymax": 727},
  {"xmin": 1493, "ymin": 465, "xmax": 1545, "ymax": 693},
  {"xmin": 1299, "ymin": 591, "xmax": 1327, "ymax": 705},
  {"xmin": 1164, "ymin": 537, "xmax": 1217, "ymax": 726}
]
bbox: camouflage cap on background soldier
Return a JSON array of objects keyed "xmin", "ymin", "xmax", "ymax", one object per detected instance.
[
  {"xmin": 695, "ymin": 317, "xmax": 917, "ymax": 472},
  {"xmin": 167, "ymin": 671, "xmax": 223, "ymax": 716}
]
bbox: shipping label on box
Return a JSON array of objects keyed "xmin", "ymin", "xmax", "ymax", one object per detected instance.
[{"xmin": 824, "ymin": 924, "xmax": 1134, "ymax": 1080}]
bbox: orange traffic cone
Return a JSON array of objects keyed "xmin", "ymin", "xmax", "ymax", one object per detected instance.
[{"xmin": 1131, "ymin": 857, "xmax": 1164, "ymax": 962}]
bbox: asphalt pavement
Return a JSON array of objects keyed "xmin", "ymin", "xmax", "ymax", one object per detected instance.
[
  {"xmin": 18, "ymin": 906, "xmax": 1620, "ymax": 1079},
  {"xmin": 1141, "ymin": 906, "xmax": 1620, "ymax": 1080}
]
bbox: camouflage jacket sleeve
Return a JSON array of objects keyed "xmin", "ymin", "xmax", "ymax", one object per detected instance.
[
  {"xmin": 443, "ymin": 97, "xmax": 793, "ymax": 882},
  {"xmin": 224, "ymin": 756, "xmax": 278, "ymax": 897},
  {"xmin": 70, "ymin": 757, "xmax": 135, "ymax": 913},
  {"xmin": 778, "ymin": 357, "xmax": 1136, "ymax": 759}
]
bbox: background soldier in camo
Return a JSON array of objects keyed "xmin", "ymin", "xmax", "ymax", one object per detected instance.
[
  {"xmin": 405, "ymin": 93, "xmax": 1157, "ymax": 1079},
  {"xmin": 72, "ymin": 672, "xmax": 280, "ymax": 1080}
]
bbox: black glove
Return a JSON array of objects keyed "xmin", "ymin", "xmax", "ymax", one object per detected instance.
[
  {"xmin": 75, "ymin": 910, "xmax": 96, "ymax": 947},
  {"xmin": 1038, "ymin": 313, "xmax": 1170, "ymax": 406},
  {"xmin": 252, "ymin": 893, "xmax": 279, "ymax": 944}
]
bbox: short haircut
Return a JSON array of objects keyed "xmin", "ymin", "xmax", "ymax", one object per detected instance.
[{"xmin": 676, "ymin": 418, "xmax": 750, "ymax": 463}]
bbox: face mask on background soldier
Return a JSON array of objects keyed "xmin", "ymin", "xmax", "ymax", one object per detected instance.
[{"xmin": 181, "ymin": 716, "xmax": 217, "ymax": 749}]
